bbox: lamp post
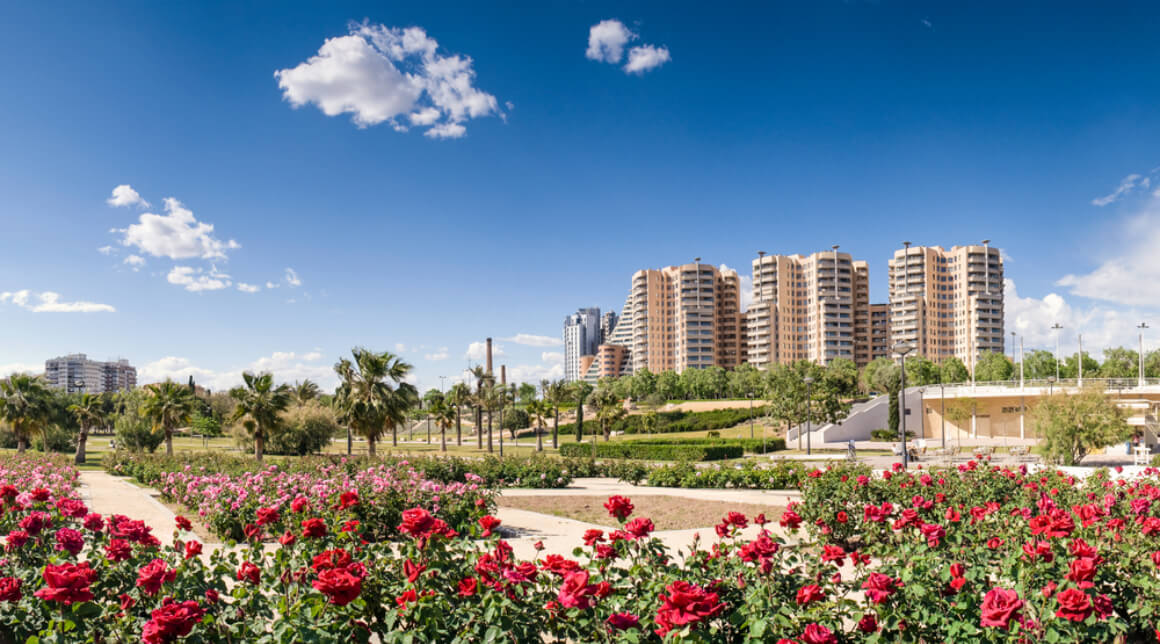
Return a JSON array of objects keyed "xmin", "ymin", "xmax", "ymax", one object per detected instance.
[
  {"xmin": 803, "ymin": 376, "xmax": 814, "ymax": 456},
  {"xmin": 895, "ymin": 342, "xmax": 914, "ymax": 469},
  {"xmin": 940, "ymin": 380, "xmax": 946, "ymax": 450},
  {"xmin": 1048, "ymin": 375, "xmax": 1055, "ymax": 397},
  {"xmin": 1010, "ymin": 331, "xmax": 1017, "ymax": 378},
  {"xmin": 439, "ymin": 375, "xmax": 446, "ymax": 394},
  {"xmin": 1051, "ymin": 323, "xmax": 1063, "ymax": 382},
  {"xmin": 1139, "ymin": 323, "xmax": 1150, "ymax": 387}
]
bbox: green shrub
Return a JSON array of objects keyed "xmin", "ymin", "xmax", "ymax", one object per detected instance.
[
  {"xmin": 501, "ymin": 408, "xmax": 530, "ymax": 431},
  {"xmin": 557, "ymin": 405, "xmax": 771, "ymax": 437},
  {"xmin": 33, "ymin": 424, "xmax": 75, "ymax": 453},
  {"xmin": 559, "ymin": 442, "xmax": 743, "ymax": 461},
  {"xmin": 113, "ymin": 405, "xmax": 165, "ymax": 453},
  {"xmin": 870, "ymin": 429, "xmax": 913, "ymax": 441},
  {"xmin": 268, "ymin": 403, "xmax": 338, "ymax": 456},
  {"xmin": 635, "ymin": 460, "xmax": 867, "ymax": 490}
]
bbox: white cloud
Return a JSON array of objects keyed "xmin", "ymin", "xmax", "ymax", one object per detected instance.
[
  {"xmin": 586, "ymin": 19, "xmax": 634, "ymax": 63},
  {"xmin": 394, "ymin": 343, "xmax": 409, "ymax": 353},
  {"xmin": 541, "ymin": 351, "xmax": 564, "ymax": 364},
  {"xmin": 265, "ymin": 281, "xmax": 279, "ymax": 289},
  {"xmin": 1092, "ymin": 173, "xmax": 1145, "ymax": 206},
  {"xmin": 119, "ymin": 197, "xmax": 239, "ymax": 260},
  {"xmin": 237, "ymin": 282, "xmax": 260, "ymax": 293},
  {"xmin": 424, "ymin": 347, "xmax": 450, "ymax": 361},
  {"xmin": 275, "ymin": 23, "xmax": 500, "ymax": 138},
  {"xmin": 139, "ymin": 351, "xmax": 336, "ymax": 392},
  {"xmin": 0, "ymin": 363, "xmax": 43, "ymax": 377},
  {"xmin": 123, "ymin": 255, "xmax": 145, "ymax": 271},
  {"xmin": 0, "ymin": 290, "xmax": 115, "ymax": 313},
  {"xmin": 1057, "ymin": 201, "xmax": 1160, "ymax": 307},
  {"xmin": 508, "ymin": 362, "xmax": 565, "ymax": 385},
  {"xmin": 97, "ymin": 246, "xmax": 115, "ymax": 255},
  {"xmin": 1006, "ymin": 278, "xmax": 1152, "ymax": 359},
  {"xmin": 167, "ymin": 266, "xmax": 232, "ymax": 292},
  {"xmin": 284, "ymin": 268, "xmax": 301, "ymax": 287},
  {"xmin": 107, "ymin": 184, "xmax": 148, "ymax": 208},
  {"xmin": 465, "ymin": 341, "xmax": 504, "ymax": 361},
  {"xmin": 623, "ymin": 44, "xmax": 670, "ymax": 74},
  {"xmin": 502, "ymin": 333, "xmax": 563, "ymax": 347}
]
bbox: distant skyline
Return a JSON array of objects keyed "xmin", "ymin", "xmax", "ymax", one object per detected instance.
[{"xmin": 3, "ymin": 1, "xmax": 1160, "ymax": 393}]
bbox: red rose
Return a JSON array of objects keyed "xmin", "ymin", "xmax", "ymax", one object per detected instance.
[
  {"xmin": 184, "ymin": 540, "xmax": 203, "ymax": 559},
  {"xmin": 604, "ymin": 496, "xmax": 634, "ymax": 521},
  {"xmin": 105, "ymin": 538, "xmax": 132, "ymax": 561},
  {"xmin": 862, "ymin": 573, "xmax": 902, "ymax": 604},
  {"xmin": 1066, "ymin": 557, "xmax": 1097, "ymax": 587},
  {"xmin": 0, "ymin": 577, "xmax": 21, "ymax": 602},
  {"xmin": 312, "ymin": 549, "xmax": 353, "ymax": 572},
  {"xmin": 653, "ymin": 580, "xmax": 724, "ymax": 637},
  {"xmin": 607, "ymin": 612, "xmax": 640, "ymax": 630},
  {"xmin": 857, "ymin": 613, "xmax": 878, "ymax": 633},
  {"xmin": 395, "ymin": 588, "xmax": 419, "ymax": 609},
  {"xmin": 541, "ymin": 554, "xmax": 581, "ymax": 576},
  {"xmin": 801, "ymin": 623, "xmax": 837, "ymax": 644},
  {"xmin": 313, "ymin": 566, "xmax": 364, "ymax": 606},
  {"xmin": 19, "ymin": 511, "xmax": 50, "ymax": 535},
  {"xmin": 1055, "ymin": 588, "xmax": 1093, "ymax": 622},
  {"xmin": 279, "ymin": 531, "xmax": 296, "ymax": 546},
  {"xmin": 204, "ymin": 589, "xmax": 219, "ymax": 604},
  {"xmin": 583, "ymin": 529, "xmax": 605, "ymax": 546},
  {"xmin": 290, "ymin": 497, "xmax": 309, "ymax": 513},
  {"xmin": 255, "ymin": 507, "xmax": 280, "ymax": 527},
  {"xmin": 458, "ymin": 577, "xmax": 478, "ymax": 597},
  {"xmin": 237, "ymin": 561, "xmax": 260, "ymax": 585},
  {"xmin": 83, "ymin": 513, "xmax": 104, "ymax": 532},
  {"xmin": 142, "ymin": 598, "xmax": 205, "ymax": 644},
  {"xmin": 54, "ymin": 528, "xmax": 84, "ymax": 556},
  {"xmin": 4, "ymin": 530, "xmax": 28, "ymax": 552},
  {"xmin": 796, "ymin": 584, "xmax": 826, "ymax": 605},
  {"xmin": 980, "ymin": 588, "xmax": 1023, "ymax": 629},
  {"xmin": 34, "ymin": 562, "xmax": 97, "ymax": 605},
  {"xmin": 301, "ymin": 518, "xmax": 327, "ymax": 538},
  {"xmin": 558, "ymin": 570, "xmax": 598, "ymax": 609},
  {"xmin": 56, "ymin": 498, "xmax": 88, "ymax": 518},
  {"xmin": 30, "ymin": 488, "xmax": 50, "ymax": 501},
  {"xmin": 137, "ymin": 559, "xmax": 176, "ymax": 596},
  {"xmin": 780, "ymin": 510, "xmax": 803, "ymax": 530},
  {"xmin": 836, "ymin": 511, "xmax": 848, "ymax": 524},
  {"xmin": 404, "ymin": 559, "xmax": 425, "ymax": 583},
  {"xmin": 175, "ymin": 516, "xmax": 193, "ymax": 531},
  {"xmin": 340, "ymin": 519, "xmax": 360, "ymax": 534},
  {"xmin": 243, "ymin": 523, "xmax": 261, "ymax": 540},
  {"xmin": 1094, "ymin": 594, "xmax": 1113, "ymax": 619},
  {"xmin": 398, "ymin": 508, "xmax": 436, "ymax": 537},
  {"xmin": 337, "ymin": 491, "xmax": 360, "ymax": 509},
  {"xmin": 478, "ymin": 515, "xmax": 502, "ymax": 537},
  {"xmin": 821, "ymin": 544, "xmax": 846, "ymax": 566},
  {"xmin": 950, "ymin": 563, "xmax": 965, "ymax": 578},
  {"xmin": 625, "ymin": 517, "xmax": 655, "ymax": 539}
]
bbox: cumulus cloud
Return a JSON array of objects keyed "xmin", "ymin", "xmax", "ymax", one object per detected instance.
[
  {"xmin": 502, "ymin": 333, "xmax": 563, "ymax": 347},
  {"xmin": 123, "ymin": 255, "xmax": 145, "ymax": 271},
  {"xmin": 236, "ymin": 283, "xmax": 260, "ymax": 293},
  {"xmin": 1006, "ymin": 278, "xmax": 1154, "ymax": 359},
  {"xmin": 167, "ymin": 266, "xmax": 232, "ymax": 292},
  {"xmin": 465, "ymin": 341, "xmax": 504, "ymax": 361},
  {"xmin": 0, "ymin": 362, "xmax": 44, "ymax": 377},
  {"xmin": 284, "ymin": 268, "xmax": 302, "ymax": 287},
  {"xmin": 586, "ymin": 19, "xmax": 635, "ymax": 63},
  {"xmin": 97, "ymin": 246, "xmax": 115, "ymax": 256},
  {"xmin": 119, "ymin": 197, "xmax": 239, "ymax": 261},
  {"xmin": 507, "ymin": 362, "xmax": 565, "ymax": 384},
  {"xmin": 1057, "ymin": 201, "xmax": 1160, "ymax": 307},
  {"xmin": 139, "ymin": 351, "xmax": 336, "ymax": 391},
  {"xmin": 424, "ymin": 347, "xmax": 450, "ymax": 361},
  {"xmin": 107, "ymin": 184, "xmax": 148, "ymax": 208},
  {"xmin": 623, "ymin": 44, "xmax": 670, "ymax": 74},
  {"xmin": 540, "ymin": 351, "xmax": 564, "ymax": 364},
  {"xmin": 275, "ymin": 23, "xmax": 501, "ymax": 138},
  {"xmin": 0, "ymin": 290, "xmax": 115, "ymax": 313}
]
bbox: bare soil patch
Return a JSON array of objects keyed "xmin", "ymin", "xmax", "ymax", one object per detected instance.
[{"xmin": 497, "ymin": 494, "xmax": 784, "ymax": 531}]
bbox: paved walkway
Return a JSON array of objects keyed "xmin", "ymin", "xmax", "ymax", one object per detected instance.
[{"xmin": 79, "ymin": 470, "xmax": 187, "ymax": 547}]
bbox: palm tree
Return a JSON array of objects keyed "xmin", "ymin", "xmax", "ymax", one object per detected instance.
[
  {"xmin": 546, "ymin": 379, "xmax": 567, "ymax": 449},
  {"xmin": 292, "ymin": 380, "xmax": 321, "ymax": 406},
  {"xmin": 142, "ymin": 380, "xmax": 196, "ymax": 456},
  {"xmin": 68, "ymin": 393, "xmax": 104, "ymax": 464},
  {"xmin": 480, "ymin": 376, "xmax": 498, "ymax": 453},
  {"xmin": 230, "ymin": 372, "xmax": 292, "ymax": 461},
  {"xmin": 572, "ymin": 381, "xmax": 594, "ymax": 442},
  {"xmin": 0, "ymin": 374, "xmax": 52, "ymax": 453},
  {"xmin": 447, "ymin": 382, "xmax": 470, "ymax": 446},
  {"xmin": 333, "ymin": 348, "xmax": 418, "ymax": 456},
  {"xmin": 431, "ymin": 398, "xmax": 455, "ymax": 452},
  {"xmin": 527, "ymin": 398, "xmax": 548, "ymax": 452},
  {"xmin": 594, "ymin": 388, "xmax": 626, "ymax": 441},
  {"xmin": 469, "ymin": 366, "xmax": 487, "ymax": 449}
]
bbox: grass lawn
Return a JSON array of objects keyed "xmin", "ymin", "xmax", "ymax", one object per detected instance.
[{"xmin": 496, "ymin": 494, "xmax": 785, "ymax": 531}]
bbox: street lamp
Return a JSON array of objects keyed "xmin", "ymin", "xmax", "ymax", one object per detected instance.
[
  {"xmin": 1048, "ymin": 375, "xmax": 1055, "ymax": 397},
  {"xmin": 439, "ymin": 375, "xmax": 447, "ymax": 394},
  {"xmin": 1139, "ymin": 323, "xmax": 1150, "ymax": 387},
  {"xmin": 803, "ymin": 376, "xmax": 814, "ymax": 456},
  {"xmin": 895, "ymin": 342, "xmax": 915, "ymax": 469},
  {"xmin": 1051, "ymin": 323, "xmax": 1063, "ymax": 382}
]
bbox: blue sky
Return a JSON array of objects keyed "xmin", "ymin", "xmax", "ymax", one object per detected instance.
[{"xmin": 3, "ymin": 1, "xmax": 1160, "ymax": 392}]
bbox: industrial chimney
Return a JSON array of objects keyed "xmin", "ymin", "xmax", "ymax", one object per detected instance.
[
  {"xmin": 500, "ymin": 365, "xmax": 506, "ymax": 386},
  {"xmin": 485, "ymin": 338, "xmax": 493, "ymax": 375}
]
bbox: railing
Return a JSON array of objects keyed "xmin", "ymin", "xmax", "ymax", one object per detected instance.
[{"xmin": 931, "ymin": 378, "xmax": 1160, "ymax": 396}]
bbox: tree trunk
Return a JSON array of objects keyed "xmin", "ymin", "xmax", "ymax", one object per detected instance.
[
  {"xmin": 576, "ymin": 403, "xmax": 584, "ymax": 442},
  {"xmin": 255, "ymin": 433, "xmax": 264, "ymax": 462},
  {"xmin": 441, "ymin": 423, "xmax": 447, "ymax": 452},
  {"xmin": 455, "ymin": 406, "xmax": 462, "ymax": 446},
  {"xmin": 536, "ymin": 420, "xmax": 543, "ymax": 452},
  {"xmin": 16, "ymin": 435, "xmax": 26, "ymax": 454},
  {"xmin": 487, "ymin": 410, "xmax": 493, "ymax": 453},
  {"xmin": 75, "ymin": 427, "xmax": 88, "ymax": 465},
  {"xmin": 166, "ymin": 428, "xmax": 174, "ymax": 456},
  {"xmin": 426, "ymin": 417, "xmax": 431, "ymax": 444},
  {"xmin": 476, "ymin": 407, "xmax": 483, "ymax": 449},
  {"xmin": 368, "ymin": 435, "xmax": 377, "ymax": 456},
  {"xmin": 392, "ymin": 423, "xmax": 398, "ymax": 447},
  {"xmin": 552, "ymin": 408, "xmax": 559, "ymax": 449}
]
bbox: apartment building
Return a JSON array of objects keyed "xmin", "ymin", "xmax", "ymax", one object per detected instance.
[
  {"xmin": 563, "ymin": 308, "xmax": 603, "ymax": 382},
  {"xmin": 44, "ymin": 354, "xmax": 137, "ymax": 394},
  {"xmin": 888, "ymin": 243, "xmax": 1004, "ymax": 369},
  {"xmin": 745, "ymin": 249, "xmax": 879, "ymax": 368}
]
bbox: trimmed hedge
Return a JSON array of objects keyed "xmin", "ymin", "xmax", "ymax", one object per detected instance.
[
  {"xmin": 624, "ymin": 437, "xmax": 786, "ymax": 454},
  {"xmin": 559, "ymin": 442, "xmax": 744, "ymax": 461},
  {"xmin": 558, "ymin": 405, "xmax": 770, "ymax": 436}
]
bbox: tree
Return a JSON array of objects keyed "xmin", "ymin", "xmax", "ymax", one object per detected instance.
[
  {"xmin": 527, "ymin": 398, "xmax": 548, "ymax": 452},
  {"xmin": 1146, "ymin": 350, "xmax": 1160, "ymax": 378},
  {"xmin": 728, "ymin": 363, "xmax": 764, "ymax": 398},
  {"xmin": 292, "ymin": 380, "xmax": 321, "ymax": 406},
  {"xmin": 67, "ymin": 393, "xmax": 104, "ymax": 464},
  {"xmin": 230, "ymin": 372, "xmax": 293, "ymax": 461},
  {"xmin": 1032, "ymin": 387, "xmax": 1131, "ymax": 465},
  {"xmin": 1022, "ymin": 350, "xmax": 1058, "ymax": 380},
  {"xmin": 943, "ymin": 397, "xmax": 977, "ymax": 440},
  {"xmin": 546, "ymin": 379, "xmax": 567, "ymax": 449},
  {"xmin": 571, "ymin": 381, "xmax": 594, "ymax": 441},
  {"xmin": 333, "ymin": 348, "xmax": 418, "ymax": 456},
  {"xmin": 656, "ymin": 370, "xmax": 683, "ymax": 401},
  {"xmin": 593, "ymin": 387, "xmax": 626, "ymax": 441},
  {"xmin": 861, "ymin": 358, "xmax": 901, "ymax": 432},
  {"xmin": 1060, "ymin": 352, "xmax": 1100, "ymax": 379},
  {"xmin": 0, "ymin": 374, "xmax": 53, "ymax": 453},
  {"xmin": 430, "ymin": 398, "xmax": 455, "ymax": 452},
  {"xmin": 824, "ymin": 359, "xmax": 860, "ymax": 397},
  {"xmin": 1099, "ymin": 347, "xmax": 1138, "ymax": 379},
  {"xmin": 517, "ymin": 383, "xmax": 537, "ymax": 406},
  {"xmin": 974, "ymin": 351, "xmax": 1014, "ymax": 382},
  {"xmin": 447, "ymin": 382, "xmax": 470, "ymax": 446},
  {"xmin": 468, "ymin": 365, "xmax": 487, "ymax": 449},
  {"xmin": 903, "ymin": 355, "xmax": 940, "ymax": 387},
  {"xmin": 940, "ymin": 357, "xmax": 970, "ymax": 384},
  {"xmin": 142, "ymin": 380, "xmax": 196, "ymax": 456},
  {"xmin": 630, "ymin": 368, "xmax": 657, "ymax": 401}
]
